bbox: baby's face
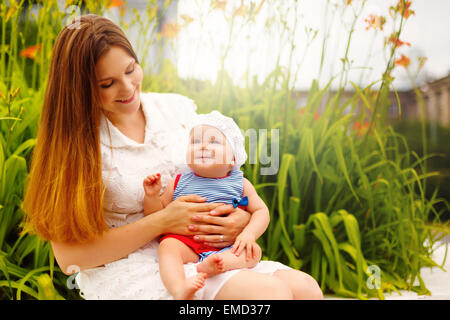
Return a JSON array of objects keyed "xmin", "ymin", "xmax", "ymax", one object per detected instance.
[{"xmin": 186, "ymin": 125, "xmax": 235, "ymax": 178}]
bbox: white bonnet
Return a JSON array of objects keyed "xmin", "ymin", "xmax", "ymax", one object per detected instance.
[{"xmin": 189, "ymin": 110, "xmax": 247, "ymax": 170}]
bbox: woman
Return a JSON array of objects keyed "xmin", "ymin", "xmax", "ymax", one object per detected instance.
[{"xmin": 23, "ymin": 14, "xmax": 322, "ymax": 300}]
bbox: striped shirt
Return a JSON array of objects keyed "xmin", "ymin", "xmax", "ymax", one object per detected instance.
[{"xmin": 173, "ymin": 170, "xmax": 244, "ymax": 204}]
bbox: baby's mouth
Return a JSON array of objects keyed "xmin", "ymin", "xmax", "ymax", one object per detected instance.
[{"xmin": 195, "ymin": 152, "xmax": 213, "ymax": 161}]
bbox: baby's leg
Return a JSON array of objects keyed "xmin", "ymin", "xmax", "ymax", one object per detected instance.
[
  {"xmin": 197, "ymin": 244, "xmax": 262, "ymax": 277},
  {"xmin": 158, "ymin": 237, "xmax": 207, "ymax": 300}
]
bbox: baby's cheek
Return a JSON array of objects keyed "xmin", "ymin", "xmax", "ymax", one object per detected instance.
[{"xmin": 224, "ymin": 146, "xmax": 235, "ymax": 163}]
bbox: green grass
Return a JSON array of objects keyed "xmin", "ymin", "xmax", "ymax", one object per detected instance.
[{"xmin": 0, "ymin": 0, "xmax": 447, "ymax": 300}]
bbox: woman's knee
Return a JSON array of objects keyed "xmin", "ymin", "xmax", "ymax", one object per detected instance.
[
  {"xmin": 215, "ymin": 271, "xmax": 293, "ymax": 300},
  {"xmin": 275, "ymin": 270, "xmax": 323, "ymax": 300},
  {"xmin": 263, "ymin": 276, "xmax": 293, "ymax": 299},
  {"xmin": 303, "ymin": 274, "xmax": 323, "ymax": 300}
]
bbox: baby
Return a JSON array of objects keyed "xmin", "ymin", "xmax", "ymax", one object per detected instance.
[{"xmin": 142, "ymin": 111, "xmax": 270, "ymax": 300}]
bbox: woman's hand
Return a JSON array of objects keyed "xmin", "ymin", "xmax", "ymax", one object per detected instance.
[
  {"xmin": 188, "ymin": 204, "xmax": 251, "ymax": 248},
  {"xmin": 158, "ymin": 195, "xmax": 223, "ymax": 235}
]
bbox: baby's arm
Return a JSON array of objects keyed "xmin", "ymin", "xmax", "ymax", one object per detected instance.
[
  {"xmin": 232, "ymin": 178, "xmax": 270, "ymax": 258},
  {"xmin": 143, "ymin": 174, "xmax": 175, "ymax": 215}
]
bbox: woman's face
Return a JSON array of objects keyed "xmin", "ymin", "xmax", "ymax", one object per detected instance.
[
  {"xmin": 186, "ymin": 125, "xmax": 235, "ymax": 178},
  {"xmin": 95, "ymin": 45, "xmax": 143, "ymax": 118}
]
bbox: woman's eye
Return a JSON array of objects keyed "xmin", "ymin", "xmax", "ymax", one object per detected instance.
[
  {"xmin": 101, "ymin": 82, "xmax": 113, "ymax": 89},
  {"xmin": 125, "ymin": 67, "xmax": 134, "ymax": 74}
]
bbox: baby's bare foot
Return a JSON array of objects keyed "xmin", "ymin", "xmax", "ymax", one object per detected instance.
[
  {"xmin": 173, "ymin": 273, "xmax": 207, "ymax": 300},
  {"xmin": 197, "ymin": 255, "xmax": 225, "ymax": 277}
]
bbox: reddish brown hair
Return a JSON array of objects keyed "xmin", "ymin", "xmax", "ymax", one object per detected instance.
[{"xmin": 23, "ymin": 14, "xmax": 140, "ymax": 243}]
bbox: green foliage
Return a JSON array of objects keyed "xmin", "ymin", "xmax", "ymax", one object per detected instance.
[
  {"xmin": 0, "ymin": 0, "xmax": 447, "ymax": 300},
  {"xmin": 392, "ymin": 120, "xmax": 450, "ymax": 221},
  {"xmin": 0, "ymin": 85, "xmax": 70, "ymax": 299},
  {"xmin": 174, "ymin": 71, "xmax": 447, "ymax": 299}
]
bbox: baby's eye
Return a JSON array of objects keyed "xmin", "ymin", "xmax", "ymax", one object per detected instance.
[{"xmin": 211, "ymin": 140, "xmax": 221, "ymax": 144}]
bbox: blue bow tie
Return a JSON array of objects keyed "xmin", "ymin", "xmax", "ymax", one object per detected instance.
[{"xmin": 232, "ymin": 196, "xmax": 248, "ymax": 208}]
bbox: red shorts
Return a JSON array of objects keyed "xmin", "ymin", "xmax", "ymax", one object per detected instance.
[{"xmin": 159, "ymin": 234, "xmax": 221, "ymax": 254}]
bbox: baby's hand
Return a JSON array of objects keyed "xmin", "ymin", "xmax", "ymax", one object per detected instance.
[
  {"xmin": 143, "ymin": 173, "xmax": 162, "ymax": 197},
  {"xmin": 231, "ymin": 232, "xmax": 258, "ymax": 261}
]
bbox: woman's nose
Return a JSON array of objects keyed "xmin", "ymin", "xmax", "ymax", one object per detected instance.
[{"xmin": 120, "ymin": 79, "xmax": 135, "ymax": 94}]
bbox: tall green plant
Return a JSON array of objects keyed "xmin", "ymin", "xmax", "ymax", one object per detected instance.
[
  {"xmin": 0, "ymin": 0, "xmax": 447, "ymax": 300},
  {"xmin": 172, "ymin": 0, "xmax": 447, "ymax": 299}
]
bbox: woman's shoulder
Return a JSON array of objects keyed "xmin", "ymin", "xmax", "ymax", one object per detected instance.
[
  {"xmin": 140, "ymin": 92, "xmax": 197, "ymax": 114},
  {"xmin": 140, "ymin": 92, "xmax": 198, "ymax": 136}
]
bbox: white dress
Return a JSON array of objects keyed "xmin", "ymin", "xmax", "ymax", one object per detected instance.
[{"xmin": 75, "ymin": 92, "xmax": 290, "ymax": 300}]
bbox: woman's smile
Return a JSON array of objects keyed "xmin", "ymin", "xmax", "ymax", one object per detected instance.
[{"xmin": 116, "ymin": 89, "xmax": 136, "ymax": 104}]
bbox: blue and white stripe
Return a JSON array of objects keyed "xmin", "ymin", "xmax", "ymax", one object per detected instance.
[{"xmin": 173, "ymin": 170, "xmax": 244, "ymax": 204}]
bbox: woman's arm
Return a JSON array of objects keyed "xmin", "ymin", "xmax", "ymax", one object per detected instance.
[
  {"xmin": 52, "ymin": 212, "xmax": 163, "ymax": 274},
  {"xmin": 52, "ymin": 194, "xmax": 221, "ymax": 275}
]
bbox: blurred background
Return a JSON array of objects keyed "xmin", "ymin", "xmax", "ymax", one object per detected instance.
[
  {"xmin": 0, "ymin": 0, "xmax": 448, "ymax": 300},
  {"xmin": 108, "ymin": 0, "xmax": 450, "ymax": 219}
]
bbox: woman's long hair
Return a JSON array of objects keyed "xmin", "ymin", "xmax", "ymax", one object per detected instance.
[{"xmin": 23, "ymin": 14, "xmax": 140, "ymax": 243}]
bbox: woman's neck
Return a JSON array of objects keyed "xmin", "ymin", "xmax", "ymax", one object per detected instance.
[
  {"xmin": 105, "ymin": 105, "xmax": 144, "ymax": 128},
  {"xmin": 105, "ymin": 105, "xmax": 146, "ymax": 143}
]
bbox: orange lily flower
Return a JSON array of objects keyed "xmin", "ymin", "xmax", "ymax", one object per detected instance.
[
  {"xmin": 345, "ymin": 0, "xmax": 352, "ymax": 5},
  {"xmin": 19, "ymin": 44, "xmax": 42, "ymax": 60},
  {"xmin": 299, "ymin": 108, "xmax": 307, "ymax": 116},
  {"xmin": 396, "ymin": 0, "xmax": 415, "ymax": 19},
  {"xmin": 161, "ymin": 22, "xmax": 181, "ymax": 39},
  {"xmin": 233, "ymin": 4, "xmax": 248, "ymax": 17},
  {"xmin": 353, "ymin": 120, "xmax": 372, "ymax": 137},
  {"xmin": 388, "ymin": 34, "xmax": 411, "ymax": 48},
  {"xmin": 364, "ymin": 14, "xmax": 386, "ymax": 31},
  {"xmin": 106, "ymin": 0, "xmax": 124, "ymax": 8},
  {"xmin": 395, "ymin": 54, "xmax": 411, "ymax": 68},
  {"xmin": 299, "ymin": 108, "xmax": 321, "ymax": 120},
  {"xmin": 212, "ymin": 0, "xmax": 227, "ymax": 11}
]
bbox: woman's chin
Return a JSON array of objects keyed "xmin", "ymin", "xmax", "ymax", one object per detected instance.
[{"xmin": 115, "ymin": 99, "xmax": 140, "ymax": 114}]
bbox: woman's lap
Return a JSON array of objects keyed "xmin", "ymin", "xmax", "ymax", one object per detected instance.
[
  {"xmin": 214, "ymin": 270, "xmax": 293, "ymax": 299},
  {"xmin": 273, "ymin": 269, "xmax": 323, "ymax": 300},
  {"xmin": 75, "ymin": 241, "xmax": 310, "ymax": 300},
  {"xmin": 214, "ymin": 266, "xmax": 323, "ymax": 300}
]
